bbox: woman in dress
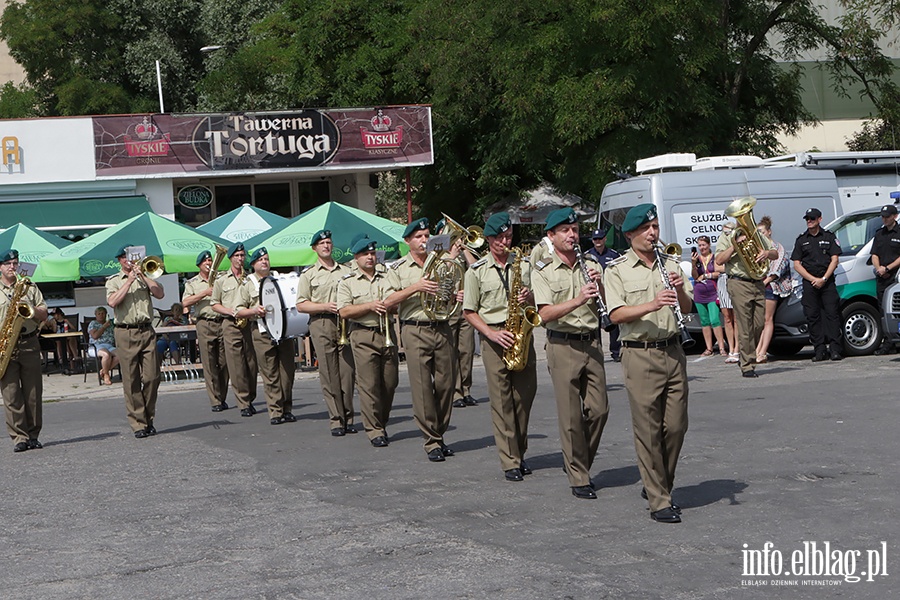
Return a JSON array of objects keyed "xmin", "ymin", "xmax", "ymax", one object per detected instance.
[{"xmin": 691, "ymin": 235, "xmax": 726, "ymax": 356}]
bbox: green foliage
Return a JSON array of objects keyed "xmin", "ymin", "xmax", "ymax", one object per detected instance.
[{"xmin": 0, "ymin": 82, "xmax": 39, "ymax": 118}]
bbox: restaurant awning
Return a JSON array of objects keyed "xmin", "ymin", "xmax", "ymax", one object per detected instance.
[{"xmin": 0, "ymin": 196, "xmax": 152, "ymax": 239}]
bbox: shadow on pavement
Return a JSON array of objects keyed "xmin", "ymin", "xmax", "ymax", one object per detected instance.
[
  {"xmin": 163, "ymin": 420, "xmax": 235, "ymax": 434},
  {"xmin": 44, "ymin": 431, "xmax": 120, "ymax": 447},
  {"xmin": 676, "ymin": 478, "xmax": 748, "ymax": 509},
  {"xmin": 593, "ymin": 465, "xmax": 642, "ymax": 490}
]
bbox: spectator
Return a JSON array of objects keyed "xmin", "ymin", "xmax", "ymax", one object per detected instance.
[
  {"xmin": 716, "ymin": 222, "xmax": 740, "ymax": 364},
  {"xmin": 48, "ymin": 308, "xmax": 80, "ymax": 375},
  {"xmin": 690, "ymin": 236, "xmax": 725, "ymax": 357},
  {"xmin": 755, "ymin": 216, "xmax": 792, "ymax": 363},
  {"xmin": 88, "ymin": 306, "xmax": 120, "ymax": 385},
  {"xmin": 156, "ymin": 302, "xmax": 185, "ymax": 364}
]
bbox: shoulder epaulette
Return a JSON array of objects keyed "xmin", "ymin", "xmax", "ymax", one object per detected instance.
[
  {"xmin": 521, "ymin": 257, "xmax": 530, "ymax": 263},
  {"xmin": 583, "ymin": 253, "xmax": 600, "ymax": 263},
  {"xmin": 534, "ymin": 260, "xmax": 549, "ymax": 271},
  {"xmin": 388, "ymin": 257, "xmax": 406, "ymax": 270},
  {"xmin": 300, "ymin": 265, "xmax": 313, "ymax": 274},
  {"xmin": 341, "ymin": 272, "xmax": 354, "ymax": 280},
  {"xmin": 606, "ymin": 255, "xmax": 628, "ymax": 268},
  {"xmin": 105, "ymin": 273, "xmax": 119, "ymax": 280},
  {"xmin": 470, "ymin": 257, "xmax": 487, "ymax": 269}
]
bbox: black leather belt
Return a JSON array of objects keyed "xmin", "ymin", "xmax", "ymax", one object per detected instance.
[
  {"xmin": 621, "ymin": 336, "xmax": 678, "ymax": 349},
  {"xmin": 311, "ymin": 313, "xmax": 338, "ymax": 321},
  {"xmin": 546, "ymin": 330, "xmax": 598, "ymax": 342},
  {"xmin": 400, "ymin": 319, "xmax": 443, "ymax": 327},
  {"xmin": 729, "ymin": 275, "xmax": 761, "ymax": 283},
  {"xmin": 117, "ymin": 323, "xmax": 151, "ymax": 330},
  {"xmin": 19, "ymin": 329, "xmax": 39, "ymax": 339},
  {"xmin": 485, "ymin": 322, "xmax": 506, "ymax": 328},
  {"xmin": 351, "ymin": 323, "xmax": 381, "ymax": 332}
]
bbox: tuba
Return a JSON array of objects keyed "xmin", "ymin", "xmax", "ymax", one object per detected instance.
[
  {"xmin": 503, "ymin": 247, "xmax": 542, "ymax": 371},
  {"xmin": 420, "ymin": 247, "xmax": 465, "ymax": 320},
  {"xmin": 0, "ymin": 276, "xmax": 35, "ymax": 379},
  {"xmin": 207, "ymin": 244, "xmax": 229, "ymax": 288},
  {"xmin": 724, "ymin": 197, "xmax": 769, "ymax": 280}
]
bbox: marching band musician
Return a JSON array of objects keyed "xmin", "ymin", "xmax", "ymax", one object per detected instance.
[
  {"xmin": 604, "ymin": 204, "xmax": 692, "ymax": 524},
  {"xmin": 242, "ymin": 248, "xmax": 296, "ymax": 425},
  {"xmin": 211, "ymin": 242, "xmax": 258, "ymax": 417},
  {"xmin": 0, "ymin": 249, "xmax": 49, "ymax": 453},
  {"xmin": 296, "ymin": 229, "xmax": 356, "ymax": 436},
  {"xmin": 337, "ymin": 237, "xmax": 398, "ymax": 447},
  {"xmin": 462, "ymin": 213, "xmax": 538, "ymax": 482},
  {"xmin": 384, "ymin": 218, "xmax": 458, "ymax": 463},
  {"xmin": 531, "ymin": 208, "xmax": 608, "ymax": 500},
  {"xmin": 182, "ymin": 250, "xmax": 229, "ymax": 412},
  {"xmin": 106, "ymin": 245, "xmax": 165, "ymax": 439}
]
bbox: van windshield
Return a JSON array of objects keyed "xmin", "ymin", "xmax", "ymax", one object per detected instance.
[{"xmin": 828, "ymin": 212, "xmax": 882, "ymax": 256}]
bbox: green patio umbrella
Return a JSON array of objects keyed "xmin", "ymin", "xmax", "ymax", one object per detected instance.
[
  {"xmin": 247, "ymin": 202, "xmax": 409, "ymax": 267},
  {"xmin": 35, "ymin": 212, "xmax": 228, "ymax": 281},
  {"xmin": 0, "ymin": 223, "xmax": 73, "ymax": 282},
  {"xmin": 196, "ymin": 203, "xmax": 290, "ymax": 243}
]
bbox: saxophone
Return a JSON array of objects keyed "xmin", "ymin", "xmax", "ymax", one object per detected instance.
[
  {"xmin": 503, "ymin": 248, "xmax": 542, "ymax": 371},
  {"xmin": 0, "ymin": 276, "xmax": 36, "ymax": 379}
]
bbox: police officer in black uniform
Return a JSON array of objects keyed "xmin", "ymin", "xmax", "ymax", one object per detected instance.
[
  {"xmin": 790, "ymin": 208, "xmax": 842, "ymax": 362},
  {"xmin": 871, "ymin": 204, "xmax": 900, "ymax": 354},
  {"xmin": 586, "ymin": 227, "xmax": 621, "ymax": 361}
]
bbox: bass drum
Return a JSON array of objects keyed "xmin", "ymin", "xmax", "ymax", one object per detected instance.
[{"xmin": 260, "ymin": 273, "xmax": 310, "ymax": 343}]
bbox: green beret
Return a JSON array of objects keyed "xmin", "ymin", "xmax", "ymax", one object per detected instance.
[
  {"xmin": 402, "ymin": 218, "xmax": 429, "ymax": 239},
  {"xmin": 311, "ymin": 229, "xmax": 331, "ymax": 246},
  {"xmin": 226, "ymin": 242, "xmax": 245, "ymax": 258},
  {"xmin": 622, "ymin": 203, "xmax": 658, "ymax": 233},
  {"xmin": 351, "ymin": 238, "xmax": 378, "ymax": 254},
  {"xmin": 350, "ymin": 233, "xmax": 369, "ymax": 247},
  {"xmin": 196, "ymin": 250, "xmax": 212, "ymax": 266},
  {"xmin": 544, "ymin": 208, "xmax": 578, "ymax": 232},
  {"xmin": 115, "ymin": 245, "xmax": 131, "ymax": 259},
  {"xmin": 433, "ymin": 218, "xmax": 446, "ymax": 235},
  {"xmin": 0, "ymin": 248, "xmax": 18, "ymax": 263},
  {"xmin": 484, "ymin": 212, "xmax": 512, "ymax": 237},
  {"xmin": 249, "ymin": 247, "xmax": 268, "ymax": 264}
]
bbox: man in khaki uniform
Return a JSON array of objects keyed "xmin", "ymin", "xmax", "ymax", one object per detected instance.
[
  {"xmin": 532, "ymin": 208, "xmax": 607, "ymax": 500},
  {"xmin": 385, "ymin": 217, "xmax": 458, "ymax": 462},
  {"xmin": 714, "ymin": 201, "xmax": 777, "ymax": 378},
  {"xmin": 242, "ymin": 247, "xmax": 296, "ymax": 425},
  {"xmin": 297, "ymin": 229, "xmax": 356, "ymax": 436},
  {"xmin": 463, "ymin": 213, "xmax": 538, "ymax": 482},
  {"xmin": 1, "ymin": 249, "xmax": 49, "ymax": 453},
  {"xmin": 605, "ymin": 204, "xmax": 693, "ymax": 524},
  {"xmin": 106, "ymin": 244, "xmax": 165, "ymax": 438},
  {"xmin": 337, "ymin": 238, "xmax": 398, "ymax": 447},
  {"xmin": 182, "ymin": 249, "xmax": 229, "ymax": 412},
  {"xmin": 211, "ymin": 242, "xmax": 258, "ymax": 417}
]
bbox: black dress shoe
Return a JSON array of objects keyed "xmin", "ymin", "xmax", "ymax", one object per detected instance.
[
  {"xmin": 27, "ymin": 439, "xmax": 42, "ymax": 450},
  {"xmin": 520, "ymin": 460, "xmax": 533, "ymax": 475},
  {"xmin": 650, "ymin": 506, "xmax": 682, "ymax": 523},
  {"xmin": 331, "ymin": 427, "xmax": 345, "ymax": 437},
  {"xmin": 741, "ymin": 370, "xmax": 758, "ymax": 378},
  {"xmin": 211, "ymin": 402, "xmax": 228, "ymax": 412},
  {"xmin": 134, "ymin": 429, "xmax": 149, "ymax": 439},
  {"xmin": 504, "ymin": 468, "xmax": 524, "ymax": 482},
  {"xmin": 344, "ymin": 425, "xmax": 358, "ymax": 434},
  {"xmin": 463, "ymin": 395, "xmax": 478, "ymax": 406},
  {"xmin": 812, "ymin": 352, "xmax": 828, "ymax": 362},
  {"xmin": 271, "ymin": 417, "xmax": 285, "ymax": 425},
  {"xmin": 248, "ymin": 403, "xmax": 258, "ymax": 415},
  {"xmin": 371, "ymin": 436, "xmax": 389, "ymax": 447},
  {"xmin": 671, "ymin": 502, "xmax": 682, "ymax": 514},
  {"xmin": 452, "ymin": 399, "xmax": 466, "ymax": 408},
  {"xmin": 830, "ymin": 350, "xmax": 843, "ymax": 361},
  {"xmin": 281, "ymin": 413, "xmax": 296, "ymax": 423},
  {"xmin": 440, "ymin": 444, "xmax": 455, "ymax": 457},
  {"xmin": 874, "ymin": 345, "xmax": 892, "ymax": 355},
  {"xmin": 146, "ymin": 422, "xmax": 157, "ymax": 436},
  {"xmin": 571, "ymin": 485, "xmax": 597, "ymax": 500},
  {"xmin": 641, "ymin": 487, "xmax": 648, "ymax": 500},
  {"xmin": 240, "ymin": 408, "xmax": 253, "ymax": 417},
  {"xmin": 13, "ymin": 441, "xmax": 29, "ymax": 452},
  {"xmin": 427, "ymin": 448, "xmax": 446, "ymax": 462}
]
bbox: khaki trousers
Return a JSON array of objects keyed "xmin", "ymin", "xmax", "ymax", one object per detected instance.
[
  {"xmin": 727, "ymin": 278, "xmax": 766, "ymax": 372},
  {"xmin": 221, "ymin": 320, "xmax": 256, "ymax": 409},
  {"xmin": 2, "ymin": 335, "xmax": 42, "ymax": 444},
  {"xmin": 545, "ymin": 336, "xmax": 608, "ymax": 487},
  {"xmin": 621, "ymin": 344, "xmax": 689, "ymax": 512},
  {"xmin": 251, "ymin": 327, "xmax": 295, "ymax": 418},
  {"xmin": 400, "ymin": 322, "xmax": 456, "ymax": 452},
  {"xmin": 450, "ymin": 315, "xmax": 475, "ymax": 399},
  {"xmin": 114, "ymin": 326, "xmax": 160, "ymax": 432},
  {"xmin": 481, "ymin": 330, "xmax": 537, "ymax": 470},
  {"xmin": 349, "ymin": 327, "xmax": 398, "ymax": 439},
  {"xmin": 309, "ymin": 315, "xmax": 355, "ymax": 429},
  {"xmin": 196, "ymin": 318, "xmax": 228, "ymax": 407}
]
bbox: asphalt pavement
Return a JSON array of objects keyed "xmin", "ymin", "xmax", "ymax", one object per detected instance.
[{"xmin": 1, "ymin": 330, "xmax": 897, "ymax": 599}]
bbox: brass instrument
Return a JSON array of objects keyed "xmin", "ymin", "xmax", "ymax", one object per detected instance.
[
  {"xmin": 207, "ymin": 243, "xmax": 229, "ymax": 288},
  {"xmin": 0, "ymin": 276, "xmax": 36, "ymax": 379},
  {"xmin": 503, "ymin": 247, "xmax": 542, "ymax": 371},
  {"xmin": 139, "ymin": 255, "xmax": 165, "ymax": 279},
  {"xmin": 234, "ymin": 269, "xmax": 249, "ymax": 329},
  {"xmin": 724, "ymin": 196, "xmax": 768, "ymax": 280},
  {"xmin": 653, "ymin": 242, "xmax": 695, "ymax": 347},
  {"xmin": 573, "ymin": 246, "xmax": 614, "ymax": 332},
  {"xmin": 337, "ymin": 318, "xmax": 349, "ymax": 346},
  {"xmin": 440, "ymin": 213, "xmax": 486, "ymax": 258},
  {"xmin": 420, "ymin": 245, "xmax": 465, "ymax": 321},
  {"xmin": 380, "ymin": 286, "xmax": 395, "ymax": 349}
]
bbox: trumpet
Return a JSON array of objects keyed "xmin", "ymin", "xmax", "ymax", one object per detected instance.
[
  {"xmin": 338, "ymin": 317, "xmax": 349, "ymax": 346},
  {"xmin": 653, "ymin": 242, "xmax": 695, "ymax": 348},
  {"xmin": 573, "ymin": 246, "xmax": 614, "ymax": 332},
  {"xmin": 381, "ymin": 287, "xmax": 395, "ymax": 349}
]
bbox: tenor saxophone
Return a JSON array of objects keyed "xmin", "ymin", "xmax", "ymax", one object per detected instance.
[
  {"xmin": 0, "ymin": 276, "xmax": 36, "ymax": 379},
  {"xmin": 502, "ymin": 247, "xmax": 542, "ymax": 371}
]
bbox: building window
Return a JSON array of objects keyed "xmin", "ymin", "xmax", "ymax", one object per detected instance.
[
  {"xmin": 298, "ymin": 180, "xmax": 330, "ymax": 214},
  {"xmin": 255, "ymin": 183, "xmax": 292, "ymax": 217}
]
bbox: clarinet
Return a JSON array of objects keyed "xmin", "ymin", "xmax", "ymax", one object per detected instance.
[
  {"xmin": 574, "ymin": 246, "xmax": 615, "ymax": 332},
  {"xmin": 653, "ymin": 243, "xmax": 695, "ymax": 347}
]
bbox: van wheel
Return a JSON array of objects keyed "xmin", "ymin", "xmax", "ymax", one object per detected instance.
[
  {"xmin": 842, "ymin": 302, "xmax": 882, "ymax": 356},
  {"xmin": 768, "ymin": 342, "xmax": 804, "ymax": 357}
]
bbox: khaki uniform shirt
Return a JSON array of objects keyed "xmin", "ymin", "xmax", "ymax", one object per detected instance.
[
  {"xmin": 105, "ymin": 271, "xmax": 154, "ymax": 325},
  {"xmin": 532, "ymin": 251, "xmax": 600, "ymax": 333},
  {"xmin": 337, "ymin": 267, "xmax": 390, "ymax": 328},
  {"xmin": 716, "ymin": 230, "xmax": 773, "ymax": 279},
  {"xmin": 386, "ymin": 257, "xmax": 432, "ymax": 321},
  {"xmin": 182, "ymin": 274, "xmax": 217, "ymax": 319},
  {"xmin": 211, "ymin": 271, "xmax": 247, "ymax": 311},
  {"xmin": 297, "ymin": 261, "xmax": 352, "ymax": 305},
  {"xmin": 603, "ymin": 249, "xmax": 694, "ymax": 342},
  {"xmin": 463, "ymin": 252, "xmax": 531, "ymax": 324},
  {"xmin": 0, "ymin": 279, "xmax": 46, "ymax": 335}
]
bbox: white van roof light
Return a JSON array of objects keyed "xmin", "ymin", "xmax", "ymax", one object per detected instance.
[
  {"xmin": 692, "ymin": 155, "xmax": 764, "ymax": 170},
  {"xmin": 635, "ymin": 153, "xmax": 696, "ymax": 173}
]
